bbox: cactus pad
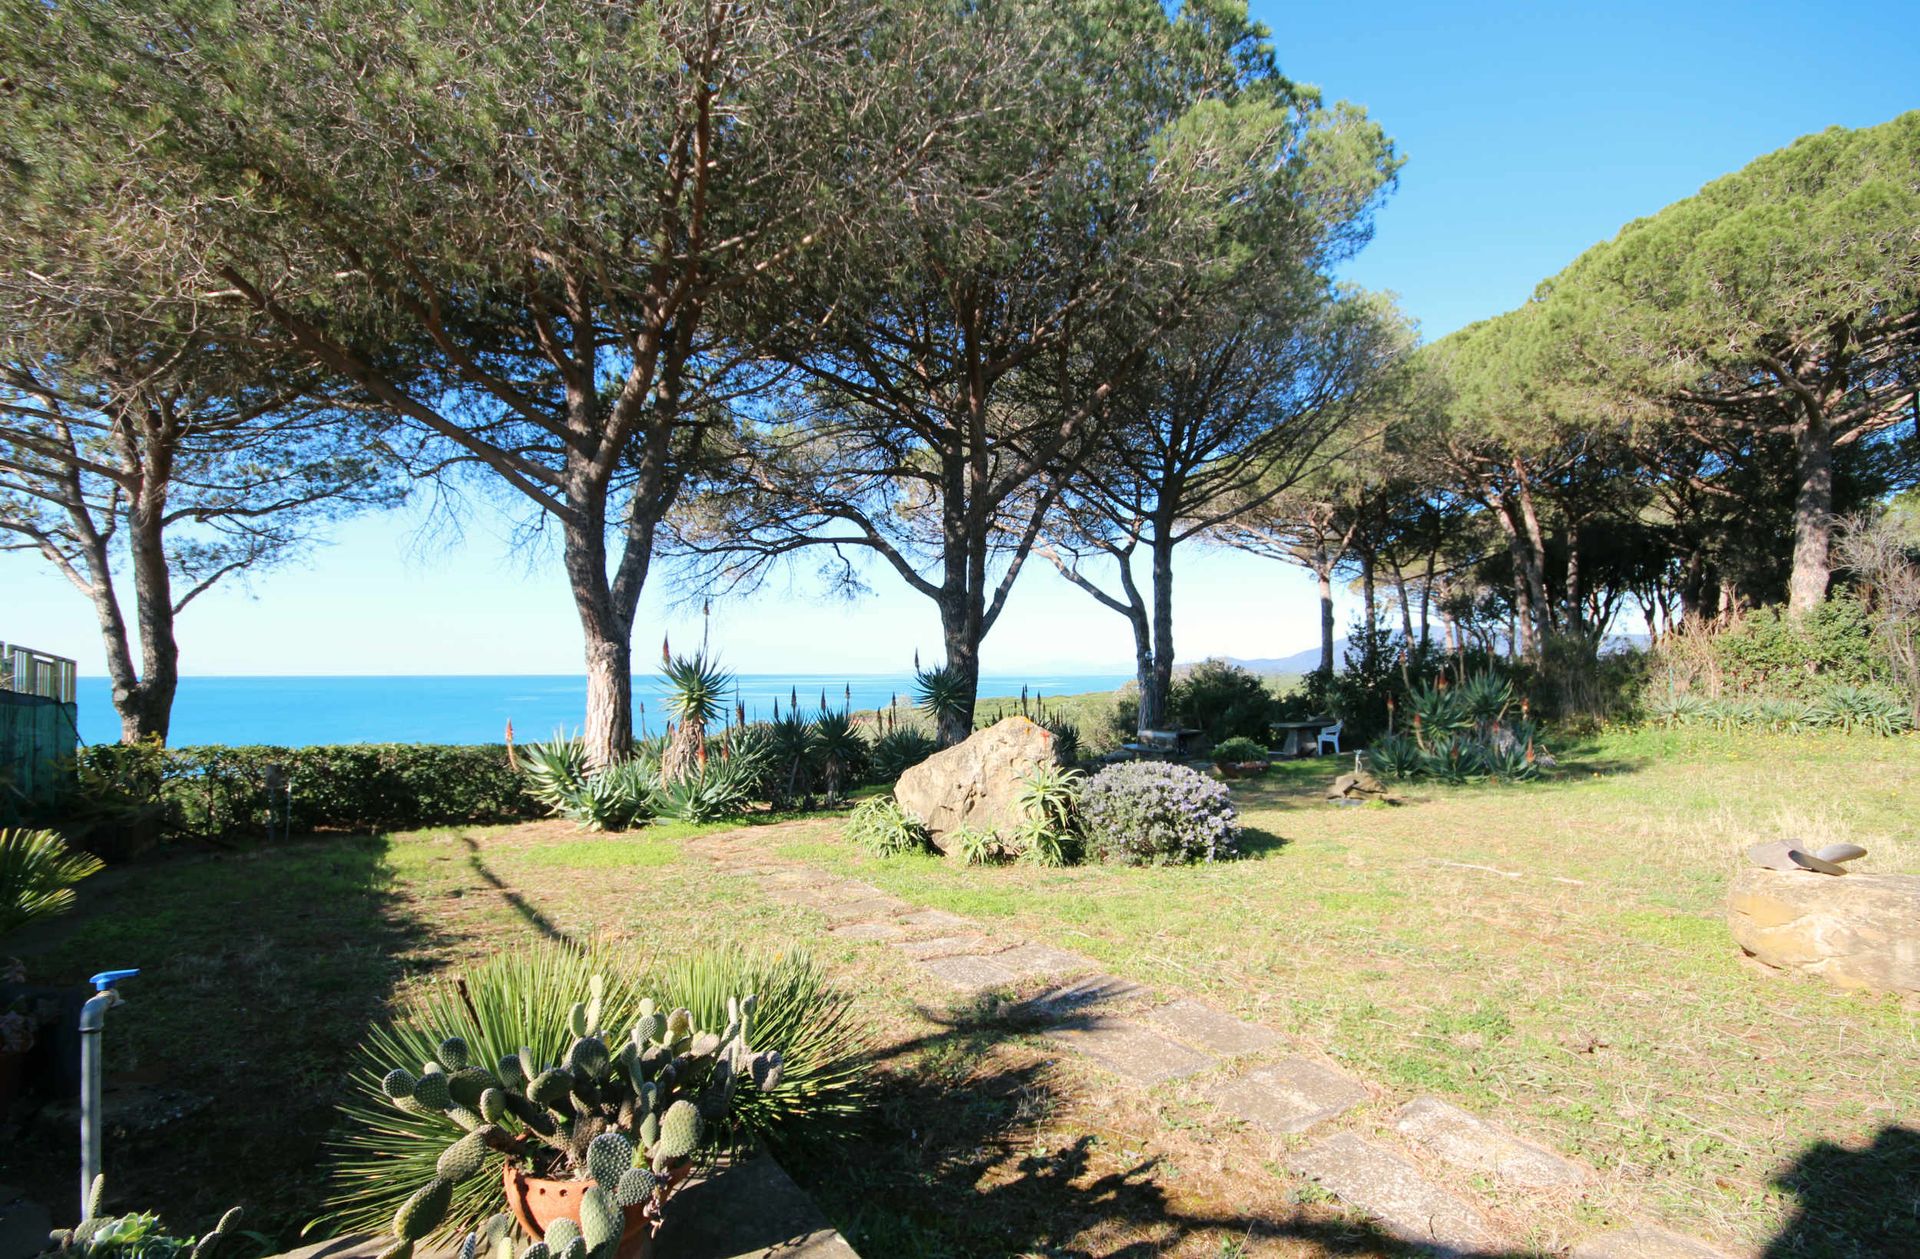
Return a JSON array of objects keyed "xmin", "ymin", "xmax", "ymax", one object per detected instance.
[
  {"xmin": 653, "ymin": 1099, "xmax": 703, "ymax": 1162},
  {"xmin": 438, "ymin": 1037, "xmax": 470, "ymax": 1070},
  {"xmin": 577, "ymin": 1186, "xmax": 620, "ymax": 1259},
  {"xmin": 412, "ymin": 1072, "xmax": 452, "ymax": 1111},
  {"xmin": 612, "ymin": 1167, "xmax": 659, "ymax": 1210},
  {"xmin": 527, "ymin": 1068, "xmax": 572, "ymax": 1106},
  {"xmin": 542, "ymin": 1219, "xmax": 579, "ymax": 1252},
  {"xmin": 435, "ymin": 1129, "xmax": 491, "ymax": 1182},
  {"xmin": 393, "ymin": 1177, "xmax": 452, "ymax": 1241},
  {"xmin": 381, "ymin": 1068, "xmax": 420, "ymax": 1100},
  {"xmin": 586, "ymin": 1131, "xmax": 635, "ymax": 1190}
]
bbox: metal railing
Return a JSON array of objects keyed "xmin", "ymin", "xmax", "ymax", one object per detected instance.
[{"xmin": 0, "ymin": 640, "xmax": 78, "ymax": 703}]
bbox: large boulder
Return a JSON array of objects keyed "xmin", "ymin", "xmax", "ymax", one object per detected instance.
[
  {"xmin": 894, "ymin": 716, "xmax": 1055, "ymax": 850},
  {"xmin": 1727, "ymin": 866, "xmax": 1920, "ymax": 996}
]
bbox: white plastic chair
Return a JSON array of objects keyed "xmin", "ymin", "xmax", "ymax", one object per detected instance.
[{"xmin": 1316, "ymin": 720, "xmax": 1343, "ymax": 756}]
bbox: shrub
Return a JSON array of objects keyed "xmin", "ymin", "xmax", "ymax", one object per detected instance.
[
  {"xmin": 66, "ymin": 743, "xmax": 540, "ymax": 850},
  {"xmin": 1079, "ymin": 761, "xmax": 1239, "ymax": 866},
  {"xmin": 322, "ymin": 941, "xmax": 869, "ymax": 1241},
  {"xmin": 844, "ymin": 796, "xmax": 931, "ymax": 857},
  {"xmin": 1209, "ymin": 736, "xmax": 1268, "ymax": 764},
  {"xmin": 1169, "ymin": 659, "xmax": 1275, "ymax": 742},
  {"xmin": 868, "ymin": 730, "xmax": 938, "ymax": 783}
]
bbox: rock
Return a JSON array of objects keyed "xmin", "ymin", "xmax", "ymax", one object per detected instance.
[
  {"xmin": 1727, "ymin": 866, "xmax": 1920, "ymax": 995},
  {"xmin": 1326, "ymin": 770, "xmax": 1388, "ymax": 802},
  {"xmin": 1746, "ymin": 840, "xmax": 1847, "ymax": 876},
  {"xmin": 895, "ymin": 716, "xmax": 1056, "ymax": 849},
  {"xmin": 1813, "ymin": 842, "xmax": 1867, "ymax": 864}
]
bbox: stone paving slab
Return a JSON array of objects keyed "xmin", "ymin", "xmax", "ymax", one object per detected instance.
[
  {"xmin": 1569, "ymin": 1225, "xmax": 1737, "ymax": 1259},
  {"xmin": 1150, "ymin": 999, "xmax": 1283, "ymax": 1057},
  {"xmin": 890, "ymin": 932, "xmax": 999, "ymax": 960},
  {"xmin": 1393, "ymin": 1096, "xmax": 1588, "ymax": 1190},
  {"xmin": 1045, "ymin": 1015, "xmax": 1217, "ymax": 1086},
  {"xmin": 1027, "ymin": 973, "xmax": 1152, "ymax": 1016},
  {"xmin": 989, "ymin": 941, "xmax": 1093, "ymax": 980},
  {"xmin": 895, "ymin": 908, "xmax": 976, "ymax": 930},
  {"xmin": 1206, "ymin": 1057, "xmax": 1370, "ymax": 1135},
  {"xmin": 815, "ymin": 896, "xmax": 913, "ymax": 921},
  {"xmin": 828, "ymin": 919, "xmax": 906, "ymax": 942},
  {"xmin": 916, "ymin": 952, "xmax": 1021, "ymax": 993},
  {"xmin": 1290, "ymin": 1132, "xmax": 1502, "ymax": 1253}
]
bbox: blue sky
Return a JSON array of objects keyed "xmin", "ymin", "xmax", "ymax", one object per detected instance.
[{"xmin": 6, "ymin": 0, "xmax": 1918, "ymax": 678}]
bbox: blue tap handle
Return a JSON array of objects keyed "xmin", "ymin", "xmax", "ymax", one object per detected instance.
[{"xmin": 89, "ymin": 969, "xmax": 140, "ymax": 992}]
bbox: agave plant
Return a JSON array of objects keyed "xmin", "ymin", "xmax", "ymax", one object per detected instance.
[
  {"xmin": 868, "ymin": 730, "xmax": 937, "ymax": 783},
  {"xmin": 1364, "ymin": 732, "xmax": 1425, "ymax": 781},
  {"xmin": 810, "ymin": 710, "xmax": 869, "ymax": 802},
  {"xmin": 321, "ymin": 942, "xmax": 869, "ymax": 1242},
  {"xmin": 844, "ymin": 797, "xmax": 931, "ymax": 857},
  {"xmin": 1, "ymin": 827, "xmax": 104, "ymax": 938},
  {"xmin": 1012, "ymin": 763, "xmax": 1083, "ymax": 867},
  {"xmin": 659, "ymin": 653, "xmax": 734, "ymax": 783},
  {"xmin": 563, "ymin": 760, "xmax": 658, "ymax": 831},
  {"xmin": 519, "ymin": 737, "xmax": 589, "ymax": 816},
  {"xmin": 913, "ymin": 664, "xmax": 971, "ymax": 746},
  {"xmin": 649, "ymin": 760, "xmax": 754, "ymax": 824},
  {"xmin": 764, "ymin": 712, "xmax": 818, "ymax": 808}
]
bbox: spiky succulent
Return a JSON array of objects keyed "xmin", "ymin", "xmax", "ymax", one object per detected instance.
[
  {"xmin": 369, "ymin": 985, "xmax": 784, "ymax": 1258},
  {"xmin": 48, "ymin": 1177, "xmax": 242, "ymax": 1259}
]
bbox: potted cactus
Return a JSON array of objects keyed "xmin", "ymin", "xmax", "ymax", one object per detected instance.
[{"xmin": 371, "ymin": 976, "xmax": 782, "ymax": 1259}]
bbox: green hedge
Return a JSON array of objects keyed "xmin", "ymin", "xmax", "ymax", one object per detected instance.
[{"xmin": 67, "ymin": 742, "xmax": 540, "ymax": 852}]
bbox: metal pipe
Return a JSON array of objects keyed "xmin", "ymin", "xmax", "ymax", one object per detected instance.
[{"xmin": 78, "ymin": 970, "xmax": 138, "ymax": 1220}]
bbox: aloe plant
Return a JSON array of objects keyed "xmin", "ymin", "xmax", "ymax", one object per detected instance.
[{"xmin": 660, "ymin": 653, "xmax": 734, "ymax": 783}]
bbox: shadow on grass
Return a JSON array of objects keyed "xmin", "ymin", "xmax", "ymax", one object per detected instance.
[
  {"xmin": 793, "ymin": 993, "xmax": 1548, "ymax": 1259},
  {"xmin": 459, "ymin": 834, "xmax": 577, "ymax": 946},
  {"xmin": 0, "ymin": 834, "xmax": 437, "ymax": 1248},
  {"xmin": 1762, "ymin": 1124, "xmax": 1920, "ymax": 1259}
]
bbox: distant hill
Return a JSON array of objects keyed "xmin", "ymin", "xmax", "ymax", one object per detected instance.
[{"xmin": 1186, "ymin": 639, "xmax": 1344, "ymax": 675}]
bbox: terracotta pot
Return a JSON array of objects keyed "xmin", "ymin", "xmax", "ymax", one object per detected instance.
[{"xmin": 502, "ymin": 1165, "xmax": 688, "ymax": 1259}]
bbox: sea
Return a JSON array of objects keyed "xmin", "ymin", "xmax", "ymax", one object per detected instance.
[{"xmin": 71, "ymin": 672, "xmax": 1135, "ymax": 748}]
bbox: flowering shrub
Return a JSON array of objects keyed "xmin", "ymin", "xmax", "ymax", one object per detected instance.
[{"xmin": 1080, "ymin": 761, "xmax": 1239, "ymax": 865}]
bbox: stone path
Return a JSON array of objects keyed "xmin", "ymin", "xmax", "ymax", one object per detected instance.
[{"xmin": 691, "ymin": 826, "xmax": 1738, "ymax": 1257}]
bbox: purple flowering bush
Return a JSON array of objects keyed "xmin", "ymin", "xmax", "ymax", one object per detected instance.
[{"xmin": 1080, "ymin": 761, "xmax": 1240, "ymax": 865}]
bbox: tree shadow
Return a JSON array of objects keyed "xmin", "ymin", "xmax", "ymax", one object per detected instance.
[
  {"xmin": 1761, "ymin": 1124, "xmax": 1920, "ymax": 1258},
  {"xmin": 0, "ymin": 834, "xmax": 441, "ymax": 1247},
  {"xmin": 458, "ymin": 834, "xmax": 578, "ymax": 946},
  {"xmin": 792, "ymin": 993, "xmax": 1552, "ymax": 1258}
]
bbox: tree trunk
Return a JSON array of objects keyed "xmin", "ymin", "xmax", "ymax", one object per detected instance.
[
  {"xmin": 1359, "ymin": 548, "xmax": 1378, "ymax": 669},
  {"xmin": 1389, "ymin": 557, "xmax": 1415, "ymax": 644},
  {"xmin": 121, "ymin": 492, "xmax": 180, "ymax": 743},
  {"xmin": 565, "ymin": 510, "xmax": 635, "ymax": 769},
  {"xmin": 1510, "ymin": 464, "xmax": 1553, "ymax": 648},
  {"xmin": 1490, "ymin": 499, "xmax": 1539, "ymax": 657},
  {"xmin": 1315, "ymin": 555, "xmax": 1336, "ymax": 676},
  {"xmin": 1418, "ymin": 550, "xmax": 1435, "ymax": 650},
  {"xmin": 1788, "ymin": 405, "xmax": 1834, "ymax": 614},
  {"xmin": 1130, "ymin": 608, "xmax": 1159, "ymax": 734},
  {"xmin": 1148, "ymin": 527, "xmax": 1176, "ymax": 734},
  {"xmin": 1564, "ymin": 519, "xmax": 1586, "ymax": 636},
  {"xmin": 936, "ymin": 596, "xmax": 980, "ymax": 746}
]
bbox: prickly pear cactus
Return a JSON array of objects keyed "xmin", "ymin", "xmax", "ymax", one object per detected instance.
[{"xmin": 373, "ymin": 974, "xmax": 771, "ymax": 1250}]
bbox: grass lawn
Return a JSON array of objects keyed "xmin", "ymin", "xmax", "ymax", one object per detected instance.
[{"xmin": 3, "ymin": 726, "xmax": 1914, "ymax": 1257}]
